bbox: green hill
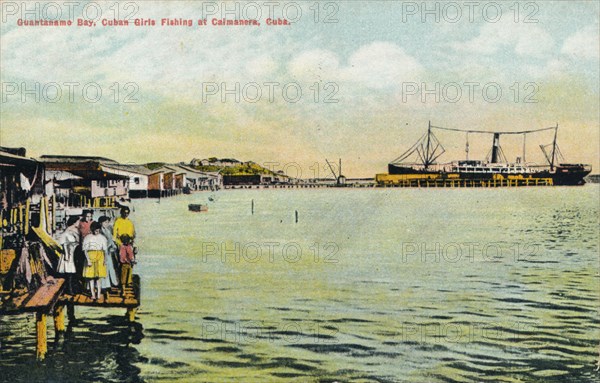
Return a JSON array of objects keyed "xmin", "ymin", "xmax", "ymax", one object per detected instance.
[{"xmin": 193, "ymin": 161, "xmax": 286, "ymax": 177}]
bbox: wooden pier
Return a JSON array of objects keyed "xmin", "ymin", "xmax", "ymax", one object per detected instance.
[
  {"xmin": 376, "ymin": 175, "xmax": 554, "ymax": 188},
  {"xmin": 0, "ymin": 275, "xmax": 140, "ymax": 360},
  {"xmin": 59, "ymin": 275, "xmax": 141, "ymax": 321}
]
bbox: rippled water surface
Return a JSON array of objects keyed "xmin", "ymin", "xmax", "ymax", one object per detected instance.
[{"xmin": 1, "ymin": 186, "xmax": 599, "ymax": 382}]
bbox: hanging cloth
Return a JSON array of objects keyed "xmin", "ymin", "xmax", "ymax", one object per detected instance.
[{"xmin": 17, "ymin": 245, "xmax": 32, "ymax": 284}]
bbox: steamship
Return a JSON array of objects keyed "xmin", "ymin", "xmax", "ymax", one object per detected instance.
[{"xmin": 385, "ymin": 123, "xmax": 591, "ymax": 186}]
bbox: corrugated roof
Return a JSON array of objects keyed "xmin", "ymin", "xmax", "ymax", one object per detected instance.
[
  {"xmin": 154, "ymin": 166, "xmax": 176, "ymax": 174},
  {"xmin": 39, "ymin": 155, "xmax": 118, "ymax": 164},
  {"xmin": 101, "ymin": 163, "xmax": 156, "ymax": 176},
  {"xmin": 49, "ymin": 168, "xmax": 128, "ymax": 180},
  {"xmin": 0, "ymin": 149, "xmax": 39, "ymax": 169}
]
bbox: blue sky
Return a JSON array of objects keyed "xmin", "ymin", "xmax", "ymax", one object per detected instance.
[{"xmin": 1, "ymin": 1, "xmax": 598, "ymax": 176}]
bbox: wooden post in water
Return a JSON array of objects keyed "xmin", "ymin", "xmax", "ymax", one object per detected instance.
[
  {"xmin": 126, "ymin": 308, "xmax": 138, "ymax": 323},
  {"xmin": 36, "ymin": 312, "xmax": 47, "ymax": 361},
  {"xmin": 251, "ymin": 199, "xmax": 254, "ymax": 215},
  {"xmin": 295, "ymin": 210, "xmax": 298, "ymax": 223},
  {"xmin": 67, "ymin": 303, "xmax": 76, "ymax": 322},
  {"xmin": 53, "ymin": 305, "xmax": 66, "ymax": 333}
]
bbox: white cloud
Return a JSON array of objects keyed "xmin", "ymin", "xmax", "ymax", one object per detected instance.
[
  {"xmin": 343, "ymin": 42, "xmax": 423, "ymax": 89},
  {"xmin": 288, "ymin": 42, "xmax": 422, "ymax": 89},
  {"xmin": 451, "ymin": 20, "xmax": 554, "ymax": 58},
  {"xmin": 246, "ymin": 55, "xmax": 278, "ymax": 77},
  {"xmin": 524, "ymin": 59, "xmax": 569, "ymax": 78},
  {"xmin": 0, "ymin": 2, "xmax": 289, "ymax": 97},
  {"xmin": 288, "ymin": 49, "xmax": 340, "ymax": 81},
  {"xmin": 561, "ymin": 26, "xmax": 600, "ymax": 60}
]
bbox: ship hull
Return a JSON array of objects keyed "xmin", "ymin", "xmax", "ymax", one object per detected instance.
[
  {"xmin": 388, "ymin": 164, "xmax": 591, "ymax": 186},
  {"xmin": 388, "ymin": 164, "xmax": 438, "ymax": 175}
]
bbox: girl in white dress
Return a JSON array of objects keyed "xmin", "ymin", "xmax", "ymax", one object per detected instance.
[{"xmin": 82, "ymin": 222, "xmax": 108, "ymax": 300}]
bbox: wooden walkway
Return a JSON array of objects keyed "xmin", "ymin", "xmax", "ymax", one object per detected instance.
[
  {"xmin": 0, "ymin": 275, "xmax": 140, "ymax": 360},
  {"xmin": 59, "ymin": 275, "xmax": 141, "ymax": 309},
  {"xmin": 0, "ymin": 278, "xmax": 65, "ymax": 315}
]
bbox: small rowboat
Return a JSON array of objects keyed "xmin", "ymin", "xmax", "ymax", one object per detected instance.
[{"xmin": 188, "ymin": 204, "xmax": 208, "ymax": 212}]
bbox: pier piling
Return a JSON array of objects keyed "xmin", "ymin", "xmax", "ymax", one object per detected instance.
[
  {"xmin": 67, "ymin": 303, "xmax": 76, "ymax": 321},
  {"xmin": 36, "ymin": 312, "xmax": 47, "ymax": 361},
  {"xmin": 53, "ymin": 304, "xmax": 66, "ymax": 333},
  {"xmin": 126, "ymin": 307, "xmax": 138, "ymax": 323}
]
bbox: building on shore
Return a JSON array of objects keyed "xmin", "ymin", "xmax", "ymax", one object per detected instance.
[
  {"xmin": 146, "ymin": 166, "xmax": 183, "ymax": 198},
  {"xmin": 1, "ymin": 149, "xmax": 141, "ymax": 361},
  {"xmin": 170, "ymin": 164, "xmax": 222, "ymax": 191},
  {"xmin": 223, "ymin": 173, "xmax": 289, "ymax": 187},
  {"xmin": 1, "ymin": 147, "xmax": 62, "ymax": 306},
  {"xmin": 39, "ymin": 155, "xmax": 129, "ymax": 209},
  {"xmin": 100, "ymin": 163, "xmax": 160, "ymax": 198},
  {"xmin": 0, "ymin": 148, "xmax": 46, "ymax": 247},
  {"xmin": 192, "ymin": 158, "xmax": 244, "ymax": 167},
  {"xmin": 163, "ymin": 165, "xmax": 186, "ymax": 190}
]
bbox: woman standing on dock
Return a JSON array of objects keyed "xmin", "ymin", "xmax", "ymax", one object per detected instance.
[
  {"xmin": 58, "ymin": 216, "xmax": 80, "ymax": 294},
  {"xmin": 79, "ymin": 210, "xmax": 93, "ymax": 238},
  {"xmin": 82, "ymin": 222, "xmax": 108, "ymax": 301},
  {"xmin": 113, "ymin": 207, "xmax": 135, "ymax": 247},
  {"xmin": 98, "ymin": 216, "xmax": 119, "ymax": 293}
]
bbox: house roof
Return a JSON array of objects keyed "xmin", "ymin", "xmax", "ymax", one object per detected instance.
[
  {"xmin": 165, "ymin": 164, "xmax": 203, "ymax": 176},
  {"xmin": 160, "ymin": 166, "xmax": 181, "ymax": 174},
  {"xmin": 38, "ymin": 155, "xmax": 118, "ymax": 164},
  {"xmin": 0, "ymin": 149, "xmax": 39, "ymax": 170},
  {"xmin": 101, "ymin": 163, "xmax": 156, "ymax": 176},
  {"xmin": 0, "ymin": 147, "xmax": 27, "ymax": 156},
  {"xmin": 48, "ymin": 168, "xmax": 129, "ymax": 181}
]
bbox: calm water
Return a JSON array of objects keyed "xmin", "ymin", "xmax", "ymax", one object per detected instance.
[{"xmin": 1, "ymin": 186, "xmax": 599, "ymax": 383}]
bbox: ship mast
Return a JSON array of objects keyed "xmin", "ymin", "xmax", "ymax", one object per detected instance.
[
  {"xmin": 550, "ymin": 124, "xmax": 558, "ymax": 171},
  {"xmin": 424, "ymin": 121, "xmax": 432, "ymax": 169},
  {"xmin": 522, "ymin": 133, "xmax": 526, "ymax": 163},
  {"xmin": 391, "ymin": 123, "xmax": 566, "ymax": 170}
]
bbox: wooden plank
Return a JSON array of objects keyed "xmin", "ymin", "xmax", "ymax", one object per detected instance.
[
  {"xmin": 49, "ymin": 274, "xmax": 141, "ymax": 310},
  {"xmin": 24, "ymin": 279, "xmax": 65, "ymax": 311},
  {"xmin": 11, "ymin": 293, "xmax": 30, "ymax": 307}
]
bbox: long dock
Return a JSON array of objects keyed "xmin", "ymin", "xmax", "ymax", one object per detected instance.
[
  {"xmin": 376, "ymin": 174, "xmax": 554, "ymax": 188},
  {"xmin": 0, "ymin": 275, "xmax": 140, "ymax": 360}
]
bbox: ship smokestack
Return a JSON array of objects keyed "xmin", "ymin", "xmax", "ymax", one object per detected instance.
[{"xmin": 491, "ymin": 133, "xmax": 500, "ymax": 163}]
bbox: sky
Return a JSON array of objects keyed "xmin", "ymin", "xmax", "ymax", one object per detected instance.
[{"xmin": 1, "ymin": 1, "xmax": 598, "ymax": 177}]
